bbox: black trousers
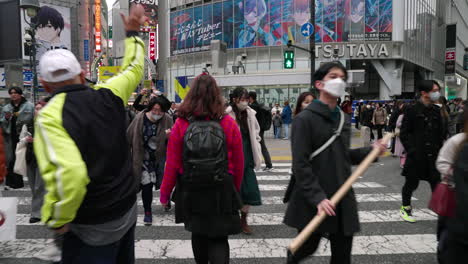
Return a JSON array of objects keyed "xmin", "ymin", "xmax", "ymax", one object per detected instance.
[
  {"xmin": 191, "ymin": 234, "xmax": 229, "ymax": 264},
  {"xmin": 375, "ymin": 124, "xmax": 384, "ymax": 139},
  {"xmin": 401, "ymin": 176, "xmax": 438, "ymax": 207},
  {"xmin": 141, "ymin": 183, "xmax": 154, "ymax": 213},
  {"xmin": 447, "ymin": 232, "xmax": 468, "ymax": 264},
  {"xmin": 62, "ymin": 224, "xmax": 135, "ymax": 264},
  {"xmin": 354, "ymin": 117, "xmax": 359, "ymax": 129},
  {"xmin": 259, "ymin": 130, "xmax": 272, "ymax": 168}
]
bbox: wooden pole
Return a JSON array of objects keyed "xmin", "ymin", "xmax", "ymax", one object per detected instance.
[{"xmin": 288, "ymin": 133, "xmax": 393, "ymax": 255}]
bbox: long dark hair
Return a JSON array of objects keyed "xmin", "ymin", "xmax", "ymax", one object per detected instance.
[
  {"xmin": 294, "ymin": 92, "xmax": 314, "ymax": 116},
  {"xmin": 230, "ymin": 87, "xmax": 249, "ymax": 133},
  {"xmin": 177, "ymin": 74, "xmax": 225, "ymax": 120}
]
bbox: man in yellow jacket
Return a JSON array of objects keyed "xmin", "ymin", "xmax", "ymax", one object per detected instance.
[{"xmin": 34, "ymin": 5, "xmax": 146, "ymax": 263}]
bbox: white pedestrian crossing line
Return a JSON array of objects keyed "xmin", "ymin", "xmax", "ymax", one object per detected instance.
[
  {"xmin": 258, "ymin": 182, "xmax": 384, "ymax": 191},
  {"xmin": 0, "ymin": 234, "xmax": 437, "ymax": 258},
  {"xmin": 13, "ymin": 193, "xmax": 415, "ymax": 206},
  {"xmin": 15, "ymin": 209, "xmax": 437, "ymax": 226},
  {"xmin": 7, "ymin": 182, "xmax": 386, "ymax": 192}
]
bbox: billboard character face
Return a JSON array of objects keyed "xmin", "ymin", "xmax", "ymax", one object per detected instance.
[
  {"xmin": 292, "ymin": 0, "xmax": 310, "ymax": 26},
  {"xmin": 240, "ymin": 0, "xmax": 267, "ymax": 30},
  {"xmin": 32, "ymin": 6, "xmax": 64, "ymax": 44},
  {"xmin": 349, "ymin": 0, "xmax": 365, "ymax": 23}
]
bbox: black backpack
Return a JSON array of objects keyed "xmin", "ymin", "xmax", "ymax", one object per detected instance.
[
  {"xmin": 255, "ymin": 104, "xmax": 272, "ymax": 131},
  {"xmin": 182, "ymin": 119, "xmax": 228, "ymax": 188}
]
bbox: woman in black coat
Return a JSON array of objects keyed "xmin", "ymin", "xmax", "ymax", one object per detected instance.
[
  {"xmin": 399, "ymin": 80, "xmax": 446, "ymax": 223},
  {"xmin": 284, "ymin": 62, "xmax": 382, "ymax": 264}
]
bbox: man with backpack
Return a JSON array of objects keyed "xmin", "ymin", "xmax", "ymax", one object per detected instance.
[{"xmin": 249, "ymin": 91, "xmax": 274, "ymax": 171}]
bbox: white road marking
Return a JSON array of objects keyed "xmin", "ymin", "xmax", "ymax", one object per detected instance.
[
  {"xmin": 14, "ymin": 193, "xmax": 413, "ymax": 206},
  {"xmin": 16, "ymin": 209, "xmax": 436, "ymax": 226}
]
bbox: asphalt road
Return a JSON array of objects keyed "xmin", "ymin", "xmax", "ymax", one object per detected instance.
[{"xmin": 0, "ymin": 132, "xmax": 439, "ymax": 264}]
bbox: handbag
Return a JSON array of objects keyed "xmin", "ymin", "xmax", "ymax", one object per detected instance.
[
  {"xmin": 13, "ymin": 125, "xmax": 30, "ymax": 177},
  {"xmin": 428, "ymin": 181, "xmax": 456, "ymax": 217},
  {"xmin": 0, "ymin": 197, "xmax": 18, "ymax": 241},
  {"xmin": 283, "ymin": 110, "xmax": 345, "ymax": 203}
]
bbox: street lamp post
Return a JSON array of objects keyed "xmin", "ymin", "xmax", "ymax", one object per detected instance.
[{"xmin": 19, "ymin": 0, "xmax": 40, "ymax": 105}]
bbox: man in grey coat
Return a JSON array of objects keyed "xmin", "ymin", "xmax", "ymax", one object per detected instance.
[
  {"xmin": 284, "ymin": 62, "xmax": 384, "ymax": 264},
  {"xmin": 0, "ymin": 87, "xmax": 34, "ymax": 189}
]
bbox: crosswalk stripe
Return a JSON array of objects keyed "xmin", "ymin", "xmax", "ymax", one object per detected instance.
[
  {"xmin": 0, "ymin": 234, "xmax": 437, "ymax": 258},
  {"xmin": 15, "ymin": 209, "xmax": 437, "ymax": 226},
  {"xmin": 7, "ymin": 182, "xmax": 385, "ymax": 192},
  {"xmin": 258, "ymin": 182, "xmax": 384, "ymax": 191},
  {"xmin": 14, "ymin": 193, "xmax": 413, "ymax": 206}
]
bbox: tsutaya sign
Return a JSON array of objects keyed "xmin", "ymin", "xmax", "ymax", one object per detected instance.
[{"xmin": 314, "ymin": 43, "xmax": 391, "ymax": 59}]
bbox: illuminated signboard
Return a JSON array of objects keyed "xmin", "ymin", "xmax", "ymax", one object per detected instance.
[
  {"xmin": 95, "ymin": 0, "xmax": 101, "ymax": 52},
  {"xmin": 149, "ymin": 29, "xmax": 158, "ymax": 60}
]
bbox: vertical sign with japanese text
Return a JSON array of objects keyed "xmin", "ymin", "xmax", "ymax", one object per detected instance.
[
  {"xmin": 95, "ymin": 0, "xmax": 102, "ymax": 52},
  {"xmin": 445, "ymin": 24, "xmax": 456, "ymax": 75},
  {"xmin": 149, "ymin": 29, "xmax": 158, "ymax": 60}
]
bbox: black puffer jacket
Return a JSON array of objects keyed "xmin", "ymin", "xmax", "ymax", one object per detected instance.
[{"xmin": 284, "ymin": 101, "xmax": 371, "ymax": 235}]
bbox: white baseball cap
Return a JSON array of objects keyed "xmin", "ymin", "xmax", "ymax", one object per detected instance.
[{"xmin": 39, "ymin": 49, "xmax": 82, "ymax": 83}]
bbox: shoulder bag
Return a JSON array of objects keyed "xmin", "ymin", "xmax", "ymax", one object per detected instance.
[{"xmin": 283, "ymin": 110, "xmax": 345, "ymax": 203}]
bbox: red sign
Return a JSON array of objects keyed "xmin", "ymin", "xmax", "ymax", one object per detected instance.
[
  {"xmin": 445, "ymin": 51, "xmax": 456, "ymax": 61},
  {"xmin": 149, "ymin": 30, "xmax": 158, "ymax": 60},
  {"xmin": 95, "ymin": 0, "xmax": 101, "ymax": 52}
]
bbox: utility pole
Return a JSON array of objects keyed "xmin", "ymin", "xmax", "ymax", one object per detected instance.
[{"xmin": 310, "ymin": 0, "xmax": 316, "ymax": 94}]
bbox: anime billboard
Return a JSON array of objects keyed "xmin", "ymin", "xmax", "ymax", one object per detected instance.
[
  {"xmin": 170, "ymin": 0, "xmax": 392, "ymax": 55},
  {"xmin": 22, "ymin": 4, "xmax": 71, "ymax": 61}
]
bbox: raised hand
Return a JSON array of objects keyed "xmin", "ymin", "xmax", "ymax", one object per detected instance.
[{"xmin": 120, "ymin": 4, "xmax": 147, "ymax": 32}]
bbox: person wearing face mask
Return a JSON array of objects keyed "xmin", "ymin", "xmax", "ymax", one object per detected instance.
[
  {"xmin": 399, "ymin": 80, "xmax": 447, "ymax": 223},
  {"xmin": 360, "ymin": 103, "xmax": 375, "ymax": 143},
  {"xmin": 294, "ymin": 92, "xmax": 315, "ymax": 116},
  {"xmin": 127, "ymin": 97, "xmax": 173, "ymax": 225},
  {"xmin": 284, "ymin": 62, "xmax": 385, "ymax": 264},
  {"xmin": 371, "ymin": 103, "xmax": 387, "ymax": 139},
  {"xmin": 226, "ymin": 87, "xmax": 262, "ymax": 235}
]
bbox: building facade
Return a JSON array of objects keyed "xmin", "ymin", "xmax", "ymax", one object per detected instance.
[{"xmin": 165, "ymin": 0, "xmax": 468, "ymax": 105}]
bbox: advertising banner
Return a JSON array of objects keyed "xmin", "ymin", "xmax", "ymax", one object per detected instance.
[
  {"xmin": 98, "ymin": 66, "xmax": 120, "ymax": 83},
  {"xmin": 0, "ymin": 68, "xmax": 35, "ymax": 87},
  {"xmin": 170, "ymin": 0, "xmax": 392, "ymax": 55},
  {"xmin": 21, "ymin": 4, "xmax": 71, "ymax": 61}
]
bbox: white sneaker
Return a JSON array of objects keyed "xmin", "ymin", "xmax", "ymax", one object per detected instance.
[{"xmin": 34, "ymin": 244, "xmax": 61, "ymax": 262}]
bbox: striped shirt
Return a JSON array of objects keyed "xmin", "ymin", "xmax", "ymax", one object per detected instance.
[{"xmin": 160, "ymin": 115, "xmax": 244, "ymax": 204}]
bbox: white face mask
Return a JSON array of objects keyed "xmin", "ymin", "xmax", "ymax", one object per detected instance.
[
  {"xmin": 322, "ymin": 78, "xmax": 347, "ymax": 98},
  {"xmin": 237, "ymin": 101, "xmax": 249, "ymax": 111},
  {"xmin": 152, "ymin": 114, "xmax": 162, "ymax": 121},
  {"xmin": 430, "ymin": 91, "xmax": 441, "ymax": 102},
  {"xmin": 302, "ymin": 102, "xmax": 310, "ymax": 110}
]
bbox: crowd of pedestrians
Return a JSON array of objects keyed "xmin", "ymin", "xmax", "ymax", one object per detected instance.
[{"xmin": 0, "ymin": 5, "xmax": 466, "ymax": 264}]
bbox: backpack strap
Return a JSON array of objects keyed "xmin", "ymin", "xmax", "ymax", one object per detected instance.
[{"xmin": 308, "ymin": 109, "xmax": 345, "ymax": 161}]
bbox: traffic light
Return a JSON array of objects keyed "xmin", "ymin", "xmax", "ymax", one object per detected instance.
[{"xmin": 284, "ymin": 50, "xmax": 294, "ymax": 69}]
